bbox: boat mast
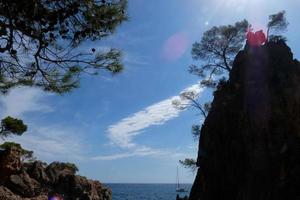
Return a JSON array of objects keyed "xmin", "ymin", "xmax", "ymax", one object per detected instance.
[{"xmin": 177, "ymin": 166, "xmax": 180, "ymax": 188}]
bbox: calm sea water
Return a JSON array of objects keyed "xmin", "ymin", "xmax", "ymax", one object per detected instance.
[{"xmin": 107, "ymin": 184, "xmax": 192, "ymax": 200}]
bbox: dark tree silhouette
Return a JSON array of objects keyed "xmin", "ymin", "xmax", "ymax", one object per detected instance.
[
  {"xmin": 0, "ymin": 116, "xmax": 27, "ymax": 138},
  {"xmin": 179, "ymin": 158, "xmax": 197, "ymax": 172},
  {"xmin": 0, "ymin": 0, "xmax": 127, "ymax": 94},
  {"xmin": 267, "ymin": 10, "xmax": 289, "ymax": 40},
  {"xmin": 173, "ymin": 89, "xmax": 210, "ymax": 119},
  {"xmin": 0, "ymin": 0, "xmax": 127, "ymax": 140},
  {"xmin": 190, "ymin": 11, "xmax": 288, "ymax": 87},
  {"xmin": 189, "ymin": 20, "xmax": 249, "ymax": 87}
]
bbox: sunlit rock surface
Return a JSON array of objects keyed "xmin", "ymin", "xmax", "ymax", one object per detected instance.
[{"xmin": 0, "ymin": 147, "xmax": 111, "ymax": 200}]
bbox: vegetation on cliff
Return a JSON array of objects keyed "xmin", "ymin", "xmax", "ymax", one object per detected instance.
[
  {"xmin": 0, "ymin": 117, "xmax": 27, "ymax": 139},
  {"xmin": 0, "ymin": 144, "xmax": 110, "ymax": 199},
  {"xmin": 0, "ymin": 0, "xmax": 128, "ymax": 199},
  {"xmin": 180, "ymin": 11, "xmax": 289, "ymax": 174},
  {"xmin": 0, "ymin": 142, "xmax": 35, "ymax": 162},
  {"xmin": 189, "ymin": 33, "xmax": 300, "ymax": 200}
]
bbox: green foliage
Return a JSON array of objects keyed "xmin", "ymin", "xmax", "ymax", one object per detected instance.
[
  {"xmin": 269, "ymin": 35, "xmax": 287, "ymax": 43},
  {"xmin": 0, "ymin": 141, "xmax": 22, "ymax": 149},
  {"xmin": 190, "ymin": 12, "xmax": 288, "ymax": 88},
  {"xmin": 191, "ymin": 124, "xmax": 201, "ymax": 139},
  {"xmin": 203, "ymin": 102, "xmax": 211, "ymax": 114},
  {"xmin": 0, "ymin": 142, "xmax": 35, "ymax": 162},
  {"xmin": 173, "ymin": 89, "xmax": 211, "ymax": 119},
  {"xmin": 190, "ymin": 19, "xmax": 249, "ymax": 87},
  {"xmin": 267, "ymin": 10, "xmax": 289, "ymax": 38},
  {"xmin": 50, "ymin": 161, "xmax": 79, "ymax": 174},
  {"xmin": 0, "ymin": 116, "xmax": 27, "ymax": 138},
  {"xmin": 0, "ymin": 0, "xmax": 128, "ymax": 94},
  {"xmin": 64, "ymin": 162, "xmax": 79, "ymax": 173},
  {"xmin": 179, "ymin": 158, "xmax": 197, "ymax": 172}
]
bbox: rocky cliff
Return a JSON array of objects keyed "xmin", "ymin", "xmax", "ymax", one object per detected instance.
[
  {"xmin": 0, "ymin": 146, "xmax": 111, "ymax": 200},
  {"xmin": 189, "ymin": 41, "xmax": 300, "ymax": 200}
]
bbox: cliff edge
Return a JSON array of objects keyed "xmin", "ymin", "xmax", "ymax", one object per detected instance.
[{"xmin": 189, "ymin": 41, "xmax": 300, "ymax": 200}]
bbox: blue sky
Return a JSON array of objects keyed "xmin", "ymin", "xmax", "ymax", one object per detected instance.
[{"xmin": 0, "ymin": 0, "xmax": 300, "ymax": 183}]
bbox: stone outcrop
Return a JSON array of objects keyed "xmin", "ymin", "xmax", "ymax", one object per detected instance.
[
  {"xmin": 0, "ymin": 146, "xmax": 22, "ymax": 183},
  {"xmin": 0, "ymin": 147, "xmax": 111, "ymax": 200},
  {"xmin": 0, "ymin": 186, "xmax": 48, "ymax": 200},
  {"xmin": 189, "ymin": 41, "xmax": 300, "ymax": 200}
]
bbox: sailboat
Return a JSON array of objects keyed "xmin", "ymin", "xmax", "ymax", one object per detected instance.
[{"xmin": 176, "ymin": 166, "xmax": 186, "ymax": 192}]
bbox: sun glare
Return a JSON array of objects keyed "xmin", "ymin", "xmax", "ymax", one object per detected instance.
[{"xmin": 201, "ymin": 0, "xmax": 268, "ymax": 32}]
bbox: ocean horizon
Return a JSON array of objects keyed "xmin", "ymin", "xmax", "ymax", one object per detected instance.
[
  {"xmin": 105, "ymin": 183, "xmax": 193, "ymax": 184},
  {"xmin": 107, "ymin": 183, "xmax": 192, "ymax": 200}
]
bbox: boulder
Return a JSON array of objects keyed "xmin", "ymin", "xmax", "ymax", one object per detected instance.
[
  {"xmin": 45, "ymin": 162, "xmax": 76, "ymax": 184},
  {"xmin": 0, "ymin": 186, "xmax": 22, "ymax": 200},
  {"xmin": 0, "ymin": 186, "xmax": 48, "ymax": 200},
  {"xmin": 27, "ymin": 161, "xmax": 49, "ymax": 184},
  {"xmin": 54, "ymin": 174, "xmax": 111, "ymax": 200},
  {"xmin": 0, "ymin": 146, "xmax": 22, "ymax": 183},
  {"xmin": 6, "ymin": 172, "xmax": 40, "ymax": 197}
]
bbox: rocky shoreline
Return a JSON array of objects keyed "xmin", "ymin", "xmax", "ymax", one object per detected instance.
[{"xmin": 0, "ymin": 144, "xmax": 111, "ymax": 200}]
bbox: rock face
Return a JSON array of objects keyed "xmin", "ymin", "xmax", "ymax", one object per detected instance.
[
  {"xmin": 0, "ymin": 148, "xmax": 111, "ymax": 200},
  {"xmin": 0, "ymin": 186, "xmax": 48, "ymax": 200},
  {"xmin": 0, "ymin": 146, "xmax": 22, "ymax": 183},
  {"xmin": 189, "ymin": 41, "xmax": 300, "ymax": 200}
]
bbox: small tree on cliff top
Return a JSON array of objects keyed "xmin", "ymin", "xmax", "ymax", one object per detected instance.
[
  {"xmin": 187, "ymin": 10, "xmax": 289, "ymax": 123},
  {"xmin": 0, "ymin": 116, "xmax": 27, "ymax": 139},
  {"xmin": 49, "ymin": 162, "xmax": 79, "ymax": 174},
  {"xmin": 189, "ymin": 11, "xmax": 288, "ymax": 88},
  {"xmin": 0, "ymin": 142, "xmax": 36, "ymax": 162},
  {"xmin": 189, "ymin": 20, "xmax": 249, "ymax": 87},
  {"xmin": 267, "ymin": 10, "xmax": 289, "ymax": 40}
]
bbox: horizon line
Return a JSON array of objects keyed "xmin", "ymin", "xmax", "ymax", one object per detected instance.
[{"xmin": 104, "ymin": 182, "xmax": 193, "ymax": 184}]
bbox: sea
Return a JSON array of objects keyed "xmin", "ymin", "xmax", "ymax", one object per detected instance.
[{"xmin": 107, "ymin": 184, "xmax": 192, "ymax": 200}]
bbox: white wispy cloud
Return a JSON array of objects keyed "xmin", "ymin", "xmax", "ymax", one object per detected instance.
[
  {"xmin": 0, "ymin": 87, "xmax": 52, "ymax": 118},
  {"xmin": 94, "ymin": 83, "xmax": 204, "ymax": 160},
  {"xmin": 107, "ymin": 83, "xmax": 204, "ymax": 149}
]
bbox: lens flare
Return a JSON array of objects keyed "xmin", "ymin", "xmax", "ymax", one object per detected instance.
[{"xmin": 162, "ymin": 32, "xmax": 188, "ymax": 62}]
